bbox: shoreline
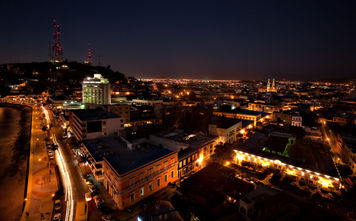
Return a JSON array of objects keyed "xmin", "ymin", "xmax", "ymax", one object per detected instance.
[{"xmin": 0, "ymin": 103, "xmax": 32, "ymax": 220}]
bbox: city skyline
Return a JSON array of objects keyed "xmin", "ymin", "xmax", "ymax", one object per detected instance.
[{"xmin": 1, "ymin": 0, "xmax": 356, "ymax": 80}]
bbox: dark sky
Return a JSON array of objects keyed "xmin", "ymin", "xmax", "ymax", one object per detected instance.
[{"xmin": 1, "ymin": 0, "xmax": 356, "ymax": 80}]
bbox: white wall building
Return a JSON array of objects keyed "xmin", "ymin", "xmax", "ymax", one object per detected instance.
[{"xmin": 82, "ymin": 73, "xmax": 111, "ymax": 105}]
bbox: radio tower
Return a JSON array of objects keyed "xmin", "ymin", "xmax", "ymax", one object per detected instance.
[
  {"xmin": 52, "ymin": 19, "xmax": 63, "ymax": 62},
  {"xmin": 87, "ymin": 48, "xmax": 92, "ymax": 65}
]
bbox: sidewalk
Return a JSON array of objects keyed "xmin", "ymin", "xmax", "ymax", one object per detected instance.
[{"xmin": 21, "ymin": 107, "xmax": 58, "ymax": 221}]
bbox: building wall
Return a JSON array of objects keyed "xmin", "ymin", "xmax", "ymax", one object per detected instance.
[
  {"xmin": 103, "ymin": 152, "xmax": 178, "ymax": 210},
  {"xmin": 178, "ymin": 139, "xmax": 217, "ymax": 179},
  {"xmin": 132, "ymin": 99, "xmax": 163, "ymax": 106},
  {"xmin": 291, "ymin": 116, "xmax": 303, "ymax": 127},
  {"xmin": 105, "ymin": 104, "xmax": 131, "ymax": 123},
  {"xmin": 213, "ymin": 111, "xmax": 260, "ymax": 126},
  {"xmin": 248, "ymin": 103, "xmax": 279, "ymax": 113},
  {"xmin": 82, "ymin": 75, "xmax": 111, "ymax": 105},
  {"xmin": 69, "ymin": 111, "xmax": 85, "ymax": 141},
  {"xmin": 208, "ymin": 121, "xmax": 242, "ymax": 144},
  {"xmin": 272, "ymin": 112, "xmax": 292, "ymax": 125},
  {"xmin": 69, "ymin": 112, "xmax": 123, "ymax": 141}
]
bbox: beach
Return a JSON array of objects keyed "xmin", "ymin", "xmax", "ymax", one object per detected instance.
[{"xmin": 0, "ymin": 105, "xmax": 32, "ymax": 221}]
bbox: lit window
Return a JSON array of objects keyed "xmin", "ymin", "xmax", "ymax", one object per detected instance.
[{"xmin": 140, "ymin": 187, "xmax": 144, "ymax": 197}]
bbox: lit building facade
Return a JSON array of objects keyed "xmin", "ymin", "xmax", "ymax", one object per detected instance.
[
  {"xmin": 149, "ymin": 131, "xmax": 218, "ymax": 179},
  {"xmin": 102, "ymin": 139, "xmax": 178, "ymax": 210},
  {"xmin": 82, "ymin": 73, "xmax": 111, "ymax": 105}
]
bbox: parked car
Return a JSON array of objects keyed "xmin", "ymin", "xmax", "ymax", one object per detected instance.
[
  {"xmin": 85, "ymin": 192, "xmax": 92, "ymax": 201},
  {"xmin": 53, "ymin": 213, "xmax": 61, "ymax": 221},
  {"xmin": 54, "ymin": 200, "xmax": 61, "ymax": 211}
]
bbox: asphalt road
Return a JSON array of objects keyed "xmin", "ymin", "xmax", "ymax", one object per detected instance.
[{"xmin": 51, "ymin": 117, "xmax": 89, "ymax": 221}]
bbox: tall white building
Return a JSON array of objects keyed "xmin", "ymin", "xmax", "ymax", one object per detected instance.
[{"xmin": 82, "ymin": 73, "xmax": 111, "ymax": 105}]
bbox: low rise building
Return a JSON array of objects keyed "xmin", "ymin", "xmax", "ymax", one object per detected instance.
[
  {"xmin": 272, "ymin": 110, "xmax": 303, "ymax": 127},
  {"xmin": 100, "ymin": 136, "xmax": 178, "ymax": 210},
  {"xmin": 213, "ymin": 109, "xmax": 262, "ymax": 126},
  {"xmin": 69, "ymin": 109, "xmax": 123, "ymax": 141},
  {"xmin": 247, "ymin": 102, "xmax": 280, "ymax": 113},
  {"xmin": 208, "ymin": 117, "xmax": 242, "ymax": 144},
  {"xmin": 103, "ymin": 103, "xmax": 131, "ymax": 123},
  {"xmin": 149, "ymin": 130, "xmax": 218, "ymax": 179},
  {"xmin": 132, "ymin": 99, "xmax": 163, "ymax": 106}
]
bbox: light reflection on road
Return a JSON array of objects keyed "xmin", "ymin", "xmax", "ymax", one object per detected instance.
[{"xmin": 53, "ymin": 133, "xmax": 74, "ymax": 221}]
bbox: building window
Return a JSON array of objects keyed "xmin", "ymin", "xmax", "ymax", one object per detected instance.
[
  {"xmin": 140, "ymin": 187, "xmax": 144, "ymax": 197},
  {"xmin": 171, "ymin": 170, "xmax": 174, "ymax": 178},
  {"xmin": 157, "ymin": 179, "xmax": 161, "ymax": 187},
  {"xmin": 130, "ymin": 193, "xmax": 135, "ymax": 202},
  {"xmin": 164, "ymin": 174, "xmax": 168, "ymax": 182},
  {"xmin": 130, "ymin": 177, "xmax": 135, "ymax": 185},
  {"xmin": 149, "ymin": 183, "xmax": 153, "ymax": 191},
  {"xmin": 179, "ymin": 162, "xmax": 182, "ymax": 168}
]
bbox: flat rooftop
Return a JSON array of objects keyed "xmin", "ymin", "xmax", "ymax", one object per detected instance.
[
  {"xmin": 83, "ymin": 136, "xmax": 174, "ymax": 175},
  {"xmin": 217, "ymin": 108, "xmax": 262, "ymax": 116},
  {"xmin": 155, "ymin": 130, "xmax": 217, "ymax": 148},
  {"xmin": 72, "ymin": 109, "xmax": 121, "ymax": 121},
  {"xmin": 210, "ymin": 117, "xmax": 242, "ymax": 129}
]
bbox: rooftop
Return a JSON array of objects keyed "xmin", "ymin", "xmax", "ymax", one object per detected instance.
[
  {"xmin": 72, "ymin": 109, "xmax": 121, "ymax": 121},
  {"xmin": 216, "ymin": 108, "xmax": 262, "ymax": 116},
  {"xmin": 83, "ymin": 136, "xmax": 174, "ymax": 175},
  {"xmin": 155, "ymin": 130, "xmax": 217, "ymax": 149},
  {"xmin": 210, "ymin": 117, "xmax": 242, "ymax": 129}
]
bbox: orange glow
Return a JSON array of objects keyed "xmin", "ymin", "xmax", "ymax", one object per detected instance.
[
  {"xmin": 235, "ymin": 152, "xmax": 244, "ymax": 165},
  {"xmin": 285, "ymin": 169, "xmax": 296, "ymax": 176},
  {"xmin": 319, "ymin": 177, "xmax": 334, "ymax": 188},
  {"xmin": 261, "ymin": 160, "xmax": 270, "ymax": 167},
  {"xmin": 225, "ymin": 161, "xmax": 230, "ymax": 166},
  {"xmin": 197, "ymin": 155, "xmax": 204, "ymax": 164},
  {"xmin": 240, "ymin": 129, "xmax": 245, "ymax": 134}
]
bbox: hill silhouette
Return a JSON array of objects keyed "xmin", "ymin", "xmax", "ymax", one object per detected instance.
[{"xmin": 0, "ymin": 61, "xmax": 128, "ymax": 96}]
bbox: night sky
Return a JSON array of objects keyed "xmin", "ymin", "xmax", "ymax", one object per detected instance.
[{"xmin": 1, "ymin": 0, "xmax": 356, "ymax": 80}]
